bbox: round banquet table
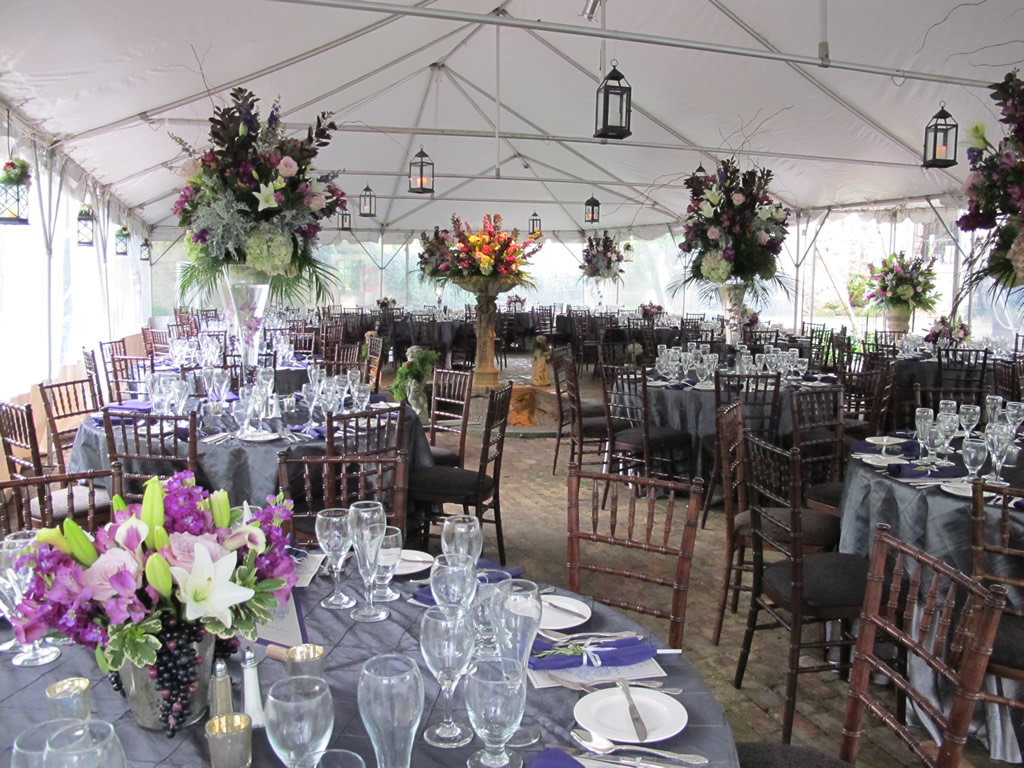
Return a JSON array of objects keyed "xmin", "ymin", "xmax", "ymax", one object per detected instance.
[{"xmin": 0, "ymin": 578, "xmax": 740, "ymax": 768}]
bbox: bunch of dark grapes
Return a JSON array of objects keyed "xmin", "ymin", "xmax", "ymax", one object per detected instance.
[
  {"xmin": 214, "ymin": 635, "xmax": 241, "ymax": 662},
  {"xmin": 147, "ymin": 615, "xmax": 206, "ymax": 737},
  {"xmin": 108, "ymin": 671, "xmax": 125, "ymax": 696}
]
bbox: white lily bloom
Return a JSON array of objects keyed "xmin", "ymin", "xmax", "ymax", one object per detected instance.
[
  {"xmin": 169, "ymin": 545, "xmax": 254, "ymax": 627},
  {"xmin": 254, "ymin": 183, "xmax": 278, "ymax": 212}
]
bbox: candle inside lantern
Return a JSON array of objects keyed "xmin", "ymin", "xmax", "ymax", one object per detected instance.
[{"xmin": 936, "ymin": 145, "xmax": 947, "ymax": 159}]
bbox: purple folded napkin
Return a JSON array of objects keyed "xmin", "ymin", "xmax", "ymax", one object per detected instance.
[
  {"xmin": 1013, "ymin": 498, "xmax": 1024, "ymax": 511},
  {"xmin": 108, "ymin": 399, "xmax": 152, "ymax": 413},
  {"xmin": 224, "ymin": 391, "xmax": 240, "ymax": 402},
  {"xmin": 290, "ymin": 424, "xmax": 327, "ymax": 439},
  {"xmin": 888, "ymin": 463, "xmax": 964, "ymax": 480},
  {"xmin": 412, "ymin": 586, "xmax": 437, "ymax": 605},
  {"xmin": 476, "ymin": 559, "xmax": 525, "ymax": 580},
  {"xmin": 851, "ymin": 439, "xmax": 918, "ymax": 459},
  {"xmin": 530, "ymin": 749, "xmax": 582, "ymax": 768},
  {"xmin": 528, "ymin": 635, "xmax": 657, "ymax": 671}
]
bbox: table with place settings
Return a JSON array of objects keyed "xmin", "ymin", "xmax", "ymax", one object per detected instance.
[{"xmin": 0, "ymin": 575, "xmax": 740, "ymax": 768}]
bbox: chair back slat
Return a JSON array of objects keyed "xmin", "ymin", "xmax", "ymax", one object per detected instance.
[
  {"xmin": 789, "ymin": 385, "xmax": 845, "ymax": 490},
  {"xmin": 364, "ymin": 335, "xmax": 385, "ymax": 394},
  {"xmin": 103, "ymin": 410, "xmax": 198, "ymax": 501},
  {"xmin": 0, "ymin": 401, "xmax": 43, "ymax": 481},
  {"xmin": 327, "ymin": 405, "xmax": 406, "ymax": 462},
  {"xmin": 937, "ymin": 348, "xmax": 989, "ymax": 391},
  {"xmin": 427, "ymin": 368, "xmax": 473, "ymax": 467},
  {"xmin": 38, "ymin": 377, "xmax": 100, "ymax": 473},
  {"xmin": 714, "ymin": 372, "xmax": 780, "ymax": 439}
]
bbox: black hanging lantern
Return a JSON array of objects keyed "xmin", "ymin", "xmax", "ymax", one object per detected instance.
[
  {"xmin": 529, "ymin": 211, "xmax": 542, "ymax": 236},
  {"xmin": 694, "ymin": 163, "xmax": 709, "ymax": 180},
  {"xmin": 340, "ymin": 209, "xmax": 352, "ymax": 231},
  {"xmin": 594, "ymin": 60, "xmax": 632, "ymax": 140},
  {"xmin": 359, "ymin": 185, "xmax": 376, "ymax": 217},
  {"xmin": 922, "ymin": 103, "xmax": 958, "ymax": 169},
  {"xmin": 0, "ymin": 156, "xmax": 30, "ymax": 225},
  {"xmin": 584, "ymin": 195, "xmax": 600, "ymax": 224},
  {"xmin": 115, "ymin": 226, "xmax": 129, "ymax": 255},
  {"xmin": 77, "ymin": 205, "xmax": 95, "ymax": 246},
  {"xmin": 408, "ymin": 147, "xmax": 434, "ymax": 194},
  {"xmin": 140, "ymin": 239, "xmax": 152, "ymax": 261}
]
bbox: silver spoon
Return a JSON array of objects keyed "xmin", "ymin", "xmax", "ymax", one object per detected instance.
[{"xmin": 571, "ymin": 728, "xmax": 708, "ymax": 765}]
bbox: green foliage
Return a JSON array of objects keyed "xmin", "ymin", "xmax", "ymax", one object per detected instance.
[
  {"xmin": 392, "ymin": 348, "xmax": 440, "ymax": 402},
  {"xmin": 104, "ymin": 615, "xmax": 163, "ymax": 671}
]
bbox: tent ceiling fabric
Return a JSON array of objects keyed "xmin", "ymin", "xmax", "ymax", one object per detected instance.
[{"xmin": 1, "ymin": 0, "xmax": 1020, "ymax": 241}]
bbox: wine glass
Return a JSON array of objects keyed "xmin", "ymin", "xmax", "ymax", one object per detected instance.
[
  {"xmin": 465, "ymin": 657, "xmax": 528, "ymax": 768},
  {"xmin": 937, "ymin": 399, "xmax": 957, "ymax": 416},
  {"xmin": 986, "ymin": 394, "xmax": 1004, "ymax": 425},
  {"xmin": 351, "ymin": 522, "xmax": 389, "ymax": 623},
  {"xmin": 962, "ymin": 438, "xmax": 988, "ymax": 480},
  {"xmin": 491, "ymin": 579, "xmax": 542, "ymax": 748},
  {"xmin": 350, "ymin": 500, "xmax": 386, "ymax": 531},
  {"xmin": 430, "ymin": 553, "xmax": 478, "ymax": 616},
  {"xmin": 913, "ymin": 408, "xmax": 934, "ymax": 465},
  {"xmin": 959, "ymin": 404, "xmax": 981, "ymax": 440},
  {"xmin": 441, "ymin": 515, "xmax": 483, "ymax": 564},
  {"xmin": 694, "ymin": 360, "xmax": 710, "ymax": 384},
  {"xmin": 419, "ymin": 607, "xmax": 476, "ymax": 748},
  {"xmin": 12, "ymin": 719, "xmax": 82, "ymax": 768},
  {"xmin": 358, "ymin": 654, "xmax": 424, "ymax": 768},
  {"xmin": 169, "ymin": 379, "xmax": 190, "ymax": 416},
  {"xmin": 42, "ymin": 719, "xmax": 125, "ymax": 768},
  {"xmin": 297, "ymin": 751, "xmax": 365, "ymax": 768},
  {"xmin": 984, "ymin": 423, "xmax": 1013, "ymax": 487},
  {"xmin": 346, "ymin": 367, "xmax": 363, "ymax": 398},
  {"xmin": 257, "ymin": 366, "xmax": 276, "ymax": 397},
  {"xmin": 372, "ymin": 526, "xmax": 403, "ymax": 603},
  {"xmin": 352, "ymin": 383, "xmax": 372, "ymax": 412},
  {"xmin": 265, "ymin": 677, "xmax": 334, "ymax": 768},
  {"xmin": 1007, "ymin": 401, "xmax": 1024, "ymax": 440},
  {"xmin": 1, "ymin": 531, "xmax": 61, "ymax": 667},
  {"xmin": 935, "ymin": 412, "xmax": 959, "ymax": 466},
  {"xmin": 308, "ymin": 363, "xmax": 325, "ymax": 393},
  {"xmin": 315, "ymin": 509, "xmax": 355, "ymax": 610},
  {"xmin": 473, "ymin": 569, "xmax": 512, "ymax": 657}
]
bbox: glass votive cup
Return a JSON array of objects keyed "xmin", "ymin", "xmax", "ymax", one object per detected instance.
[
  {"xmin": 206, "ymin": 712, "xmax": 253, "ymax": 768},
  {"xmin": 285, "ymin": 643, "xmax": 326, "ymax": 678},
  {"xmin": 46, "ymin": 677, "xmax": 91, "ymax": 720},
  {"xmin": 281, "ymin": 395, "xmax": 297, "ymax": 414}
]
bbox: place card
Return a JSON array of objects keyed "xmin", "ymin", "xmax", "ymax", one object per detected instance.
[
  {"xmin": 255, "ymin": 592, "xmax": 308, "ymax": 649},
  {"xmin": 293, "ymin": 552, "xmax": 326, "ymax": 588}
]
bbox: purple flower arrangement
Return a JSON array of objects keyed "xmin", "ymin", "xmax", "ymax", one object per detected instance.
[
  {"xmin": 639, "ymin": 302, "xmax": 663, "ymax": 320},
  {"xmin": 12, "ymin": 472, "xmax": 296, "ymax": 672},
  {"xmin": 864, "ymin": 251, "xmax": 938, "ymax": 313},
  {"xmin": 923, "ymin": 316, "xmax": 970, "ymax": 345},
  {"xmin": 581, "ymin": 231, "xmax": 625, "ymax": 283},
  {"xmin": 957, "ymin": 70, "xmax": 1024, "ymax": 294}
]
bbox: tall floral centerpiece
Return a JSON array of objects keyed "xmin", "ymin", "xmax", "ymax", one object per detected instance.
[
  {"xmin": 957, "ymin": 70, "xmax": 1024, "ymax": 300},
  {"xmin": 11, "ymin": 473, "xmax": 296, "ymax": 736},
  {"xmin": 864, "ymin": 251, "xmax": 938, "ymax": 331},
  {"xmin": 924, "ymin": 316, "xmax": 970, "ymax": 346},
  {"xmin": 671, "ymin": 158, "xmax": 790, "ymax": 343},
  {"xmin": 419, "ymin": 214, "xmax": 541, "ymax": 389},
  {"xmin": 580, "ymin": 231, "xmax": 626, "ymax": 292},
  {"xmin": 171, "ymin": 88, "xmax": 346, "ymax": 375}
]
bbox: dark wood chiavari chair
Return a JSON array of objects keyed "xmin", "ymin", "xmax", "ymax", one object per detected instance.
[
  {"xmin": 364, "ymin": 335, "xmax": 384, "ymax": 394},
  {"xmin": 913, "ymin": 383, "xmax": 987, "ymax": 412},
  {"xmin": 168, "ymin": 321, "xmax": 197, "ymax": 340},
  {"xmin": 0, "ymin": 401, "xmax": 44, "ymax": 481},
  {"xmin": 840, "ymin": 366, "xmax": 885, "ymax": 442},
  {"xmin": 98, "ymin": 338, "xmax": 127, "ymax": 404},
  {"xmin": 0, "ymin": 467, "xmax": 116, "ymax": 535},
  {"xmin": 103, "ymin": 410, "xmax": 199, "ymax": 502},
  {"xmin": 424, "ymin": 368, "xmax": 473, "ymax": 469},
  {"xmin": 937, "ymin": 347, "xmax": 989, "ymax": 391},
  {"xmin": 734, "ymin": 432, "xmax": 868, "ymax": 744},
  {"xmin": 809, "ymin": 327, "xmax": 834, "ymax": 373},
  {"xmin": 141, "ymin": 327, "xmax": 170, "ymax": 356},
  {"xmin": 38, "ymin": 377, "xmax": 101, "ymax": 474},
  {"xmin": 326, "ymin": 404, "xmax": 407, "ymax": 464},
  {"xmin": 873, "ymin": 329, "xmax": 908, "ymax": 345},
  {"xmin": 82, "ymin": 347, "xmax": 105, "ymax": 407},
  {"xmin": 993, "ymin": 358, "xmax": 1022, "ymax": 401},
  {"xmin": 407, "ymin": 382, "xmax": 514, "ymax": 564},
  {"xmin": 742, "ymin": 328, "xmax": 780, "ymax": 355},
  {"xmin": 789, "ymin": 385, "xmax": 846, "ymax": 514},
  {"xmin": 109, "ymin": 353, "xmax": 155, "ymax": 404},
  {"xmin": 323, "ymin": 343, "xmax": 360, "ymax": 377},
  {"xmin": 566, "ymin": 464, "xmax": 704, "ymax": 649},
  {"xmin": 553, "ymin": 349, "xmax": 616, "ymax": 475},
  {"xmin": 290, "ymin": 331, "xmax": 317, "ymax": 357}
]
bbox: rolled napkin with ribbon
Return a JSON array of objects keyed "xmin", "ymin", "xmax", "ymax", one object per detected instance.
[
  {"xmin": 851, "ymin": 439, "xmax": 919, "ymax": 459},
  {"xmin": 888, "ymin": 463, "xmax": 964, "ymax": 480},
  {"xmin": 528, "ymin": 635, "xmax": 657, "ymax": 671},
  {"xmin": 529, "ymin": 749, "xmax": 583, "ymax": 768}
]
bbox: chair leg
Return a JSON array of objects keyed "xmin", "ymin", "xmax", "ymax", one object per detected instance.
[
  {"xmin": 781, "ymin": 619, "xmax": 802, "ymax": 744},
  {"xmin": 552, "ymin": 428, "xmax": 563, "ymax": 475},
  {"xmin": 701, "ymin": 448, "xmax": 720, "ymax": 528},
  {"xmin": 488, "ymin": 500, "xmax": 506, "ymax": 566},
  {"xmin": 733, "ymin": 599, "xmax": 759, "ymax": 690},
  {"xmin": 712, "ymin": 534, "xmax": 736, "ymax": 646},
  {"xmin": 730, "ymin": 544, "xmax": 746, "ymax": 613}
]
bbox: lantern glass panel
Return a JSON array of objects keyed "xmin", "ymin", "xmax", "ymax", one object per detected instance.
[{"xmin": 77, "ymin": 216, "xmax": 95, "ymax": 246}]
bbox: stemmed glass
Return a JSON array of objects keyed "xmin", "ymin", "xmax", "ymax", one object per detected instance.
[
  {"xmin": 297, "ymin": 751, "xmax": 365, "ymax": 768},
  {"xmin": 441, "ymin": 515, "xmax": 483, "ymax": 564},
  {"xmin": 265, "ymin": 677, "xmax": 335, "ymax": 768},
  {"xmin": 358, "ymin": 654, "xmax": 424, "ymax": 768},
  {"xmin": 1, "ymin": 531, "xmax": 61, "ymax": 667},
  {"xmin": 12, "ymin": 718, "xmax": 82, "ymax": 768},
  {"xmin": 42, "ymin": 719, "xmax": 126, "ymax": 768},
  {"xmin": 346, "ymin": 368, "xmax": 363, "ymax": 401},
  {"xmin": 922, "ymin": 425, "xmax": 946, "ymax": 468},
  {"xmin": 1007, "ymin": 401, "xmax": 1024, "ymax": 441},
  {"xmin": 430, "ymin": 553, "xmax": 478, "ymax": 616},
  {"xmin": 934, "ymin": 412, "xmax": 959, "ymax": 466},
  {"xmin": 372, "ymin": 526, "xmax": 403, "ymax": 603},
  {"xmin": 959, "ymin": 404, "xmax": 981, "ymax": 440},
  {"xmin": 491, "ymin": 579, "xmax": 542, "ymax": 748},
  {"xmin": 986, "ymin": 395, "xmax": 1004, "ymax": 426},
  {"xmin": 473, "ymin": 569, "xmax": 512, "ymax": 657},
  {"xmin": 962, "ymin": 439, "xmax": 988, "ymax": 480},
  {"xmin": 984, "ymin": 423, "xmax": 1014, "ymax": 487},
  {"xmin": 419, "ymin": 607, "xmax": 476, "ymax": 748},
  {"xmin": 352, "ymin": 383, "xmax": 372, "ymax": 412},
  {"xmin": 913, "ymin": 408, "xmax": 934, "ymax": 466},
  {"xmin": 315, "ymin": 509, "xmax": 355, "ymax": 610},
  {"xmin": 351, "ymin": 522, "xmax": 389, "ymax": 623},
  {"xmin": 465, "ymin": 658, "xmax": 528, "ymax": 768}
]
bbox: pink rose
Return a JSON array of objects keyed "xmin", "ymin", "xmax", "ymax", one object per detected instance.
[
  {"xmin": 707, "ymin": 226, "xmax": 721, "ymax": 240},
  {"xmin": 278, "ymin": 156, "xmax": 299, "ymax": 177},
  {"xmin": 756, "ymin": 230, "xmax": 770, "ymax": 245},
  {"xmin": 83, "ymin": 548, "xmax": 142, "ymax": 602},
  {"xmin": 309, "ymin": 194, "xmax": 327, "ymax": 211},
  {"xmin": 162, "ymin": 532, "xmax": 230, "ymax": 571},
  {"xmin": 179, "ymin": 158, "xmax": 201, "ymax": 179},
  {"xmin": 731, "ymin": 193, "xmax": 746, "ymax": 205}
]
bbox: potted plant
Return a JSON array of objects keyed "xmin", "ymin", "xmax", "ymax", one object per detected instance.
[{"xmin": 391, "ymin": 345, "xmax": 440, "ymax": 416}]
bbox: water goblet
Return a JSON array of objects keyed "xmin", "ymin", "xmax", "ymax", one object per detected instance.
[
  {"xmin": 430, "ymin": 553, "xmax": 478, "ymax": 616},
  {"xmin": 491, "ymin": 579, "xmax": 542, "ymax": 748},
  {"xmin": 298, "ymin": 751, "xmax": 365, "ymax": 768},
  {"xmin": 913, "ymin": 408, "xmax": 934, "ymax": 465},
  {"xmin": 986, "ymin": 394, "xmax": 1004, "ymax": 425},
  {"xmin": 959, "ymin": 404, "xmax": 981, "ymax": 440},
  {"xmin": 358, "ymin": 654, "xmax": 424, "ymax": 768},
  {"xmin": 741, "ymin": 354, "xmax": 754, "ymax": 373},
  {"xmin": 169, "ymin": 379, "xmax": 190, "ymax": 416},
  {"xmin": 316, "ymin": 509, "xmax": 355, "ymax": 610},
  {"xmin": 42, "ymin": 719, "xmax": 126, "ymax": 768},
  {"xmin": 686, "ymin": 342, "xmax": 696, "ymax": 355},
  {"xmin": 1, "ymin": 531, "xmax": 62, "ymax": 667},
  {"xmin": 249, "ymin": 388, "xmax": 268, "ymax": 433},
  {"xmin": 1007, "ymin": 401, "xmax": 1024, "ymax": 440},
  {"xmin": 961, "ymin": 438, "xmax": 988, "ymax": 480},
  {"xmin": 935, "ymin": 412, "xmax": 959, "ymax": 466},
  {"xmin": 922, "ymin": 425, "xmax": 946, "ymax": 468},
  {"xmin": 353, "ymin": 383, "xmax": 372, "ymax": 412},
  {"xmin": 465, "ymin": 658, "xmax": 528, "ymax": 768},
  {"xmin": 347, "ymin": 367, "xmax": 362, "ymax": 396},
  {"xmin": 699, "ymin": 343, "xmax": 711, "ymax": 357},
  {"xmin": 308, "ymin": 363, "xmax": 325, "ymax": 392},
  {"xmin": 350, "ymin": 500, "xmax": 386, "ymax": 530},
  {"xmin": 754, "ymin": 353, "xmax": 765, "ymax": 372},
  {"xmin": 372, "ymin": 526, "xmax": 403, "ymax": 603},
  {"xmin": 441, "ymin": 515, "xmax": 483, "ymax": 563},
  {"xmin": 419, "ymin": 607, "xmax": 476, "ymax": 748},
  {"xmin": 265, "ymin": 677, "xmax": 334, "ymax": 768},
  {"xmin": 984, "ymin": 423, "xmax": 1013, "ymax": 487},
  {"xmin": 351, "ymin": 522, "xmax": 389, "ymax": 623},
  {"xmin": 472, "ymin": 569, "xmax": 511, "ymax": 657},
  {"xmin": 938, "ymin": 399, "xmax": 957, "ymax": 415},
  {"xmin": 12, "ymin": 719, "xmax": 82, "ymax": 768},
  {"xmin": 694, "ymin": 361, "xmax": 710, "ymax": 383}
]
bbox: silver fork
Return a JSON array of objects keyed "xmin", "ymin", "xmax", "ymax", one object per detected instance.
[{"xmin": 549, "ymin": 675, "xmax": 680, "ymax": 695}]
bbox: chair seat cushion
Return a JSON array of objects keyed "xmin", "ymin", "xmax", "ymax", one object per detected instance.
[
  {"xmin": 409, "ymin": 467, "xmax": 495, "ymax": 501},
  {"xmin": 762, "ymin": 552, "xmax": 868, "ymax": 610},
  {"xmin": 734, "ymin": 507, "xmax": 840, "ymax": 550},
  {"xmin": 579, "ymin": 400, "xmax": 605, "ymax": 418},
  {"xmin": 580, "ymin": 416, "xmax": 610, "ymax": 437},
  {"xmin": 29, "ymin": 484, "xmax": 111, "ymax": 524},
  {"xmin": 615, "ymin": 425, "xmax": 688, "ymax": 450},
  {"xmin": 429, "ymin": 445, "xmax": 460, "ymax": 467},
  {"xmin": 991, "ymin": 612, "xmax": 1024, "ymax": 670},
  {"xmin": 805, "ymin": 481, "xmax": 845, "ymax": 509}
]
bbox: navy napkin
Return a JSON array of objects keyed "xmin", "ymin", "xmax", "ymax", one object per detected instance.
[
  {"xmin": 888, "ymin": 463, "xmax": 963, "ymax": 480},
  {"xmin": 290, "ymin": 424, "xmax": 327, "ymax": 439},
  {"xmin": 530, "ymin": 749, "xmax": 582, "ymax": 768},
  {"xmin": 851, "ymin": 439, "xmax": 919, "ymax": 459},
  {"xmin": 528, "ymin": 635, "xmax": 657, "ymax": 671},
  {"xmin": 108, "ymin": 399, "xmax": 151, "ymax": 413}
]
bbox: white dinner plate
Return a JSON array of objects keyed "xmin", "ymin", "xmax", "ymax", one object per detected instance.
[
  {"xmin": 574, "ymin": 687, "xmax": 688, "ymax": 744},
  {"xmin": 866, "ymin": 436, "xmax": 904, "ymax": 447},
  {"xmin": 394, "ymin": 550, "xmax": 435, "ymax": 576},
  {"xmin": 540, "ymin": 595, "xmax": 592, "ymax": 630},
  {"xmin": 645, "ymin": 380, "xmax": 670, "ymax": 388},
  {"xmin": 940, "ymin": 482, "xmax": 973, "ymax": 498},
  {"xmin": 691, "ymin": 381, "xmax": 715, "ymax": 390},
  {"xmin": 861, "ymin": 455, "xmax": 907, "ymax": 468},
  {"xmin": 237, "ymin": 430, "xmax": 281, "ymax": 443},
  {"xmin": 371, "ymin": 401, "xmax": 402, "ymax": 409}
]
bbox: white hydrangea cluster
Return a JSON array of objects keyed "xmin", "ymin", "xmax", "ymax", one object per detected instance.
[
  {"xmin": 245, "ymin": 226, "xmax": 294, "ymax": 276},
  {"xmin": 699, "ymin": 250, "xmax": 733, "ymax": 283}
]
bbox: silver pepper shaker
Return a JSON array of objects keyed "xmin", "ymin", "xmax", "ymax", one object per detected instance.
[
  {"xmin": 209, "ymin": 659, "xmax": 233, "ymax": 717},
  {"xmin": 241, "ymin": 647, "xmax": 265, "ymax": 729}
]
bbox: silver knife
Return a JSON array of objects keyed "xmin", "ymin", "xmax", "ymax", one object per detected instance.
[
  {"xmin": 617, "ymin": 679, "xmax": 648, "ymax": 741},
  {"xmin": 544, "ymin": 745, "xmax": 694, "ymax": 768},
  {"xmin": 543, "ymin": 597, "xmax": 591, "ymax": 620}
]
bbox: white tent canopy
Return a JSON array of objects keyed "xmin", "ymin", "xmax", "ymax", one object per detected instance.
[{"xmin": 2, "ymin": 0, "xmax": 1020, "ymax": 243}]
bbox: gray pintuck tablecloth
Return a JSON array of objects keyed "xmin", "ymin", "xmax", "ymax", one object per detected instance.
[{"xmin": 0, "ymin": 577, "xmax": 740, "ymax": 768}]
